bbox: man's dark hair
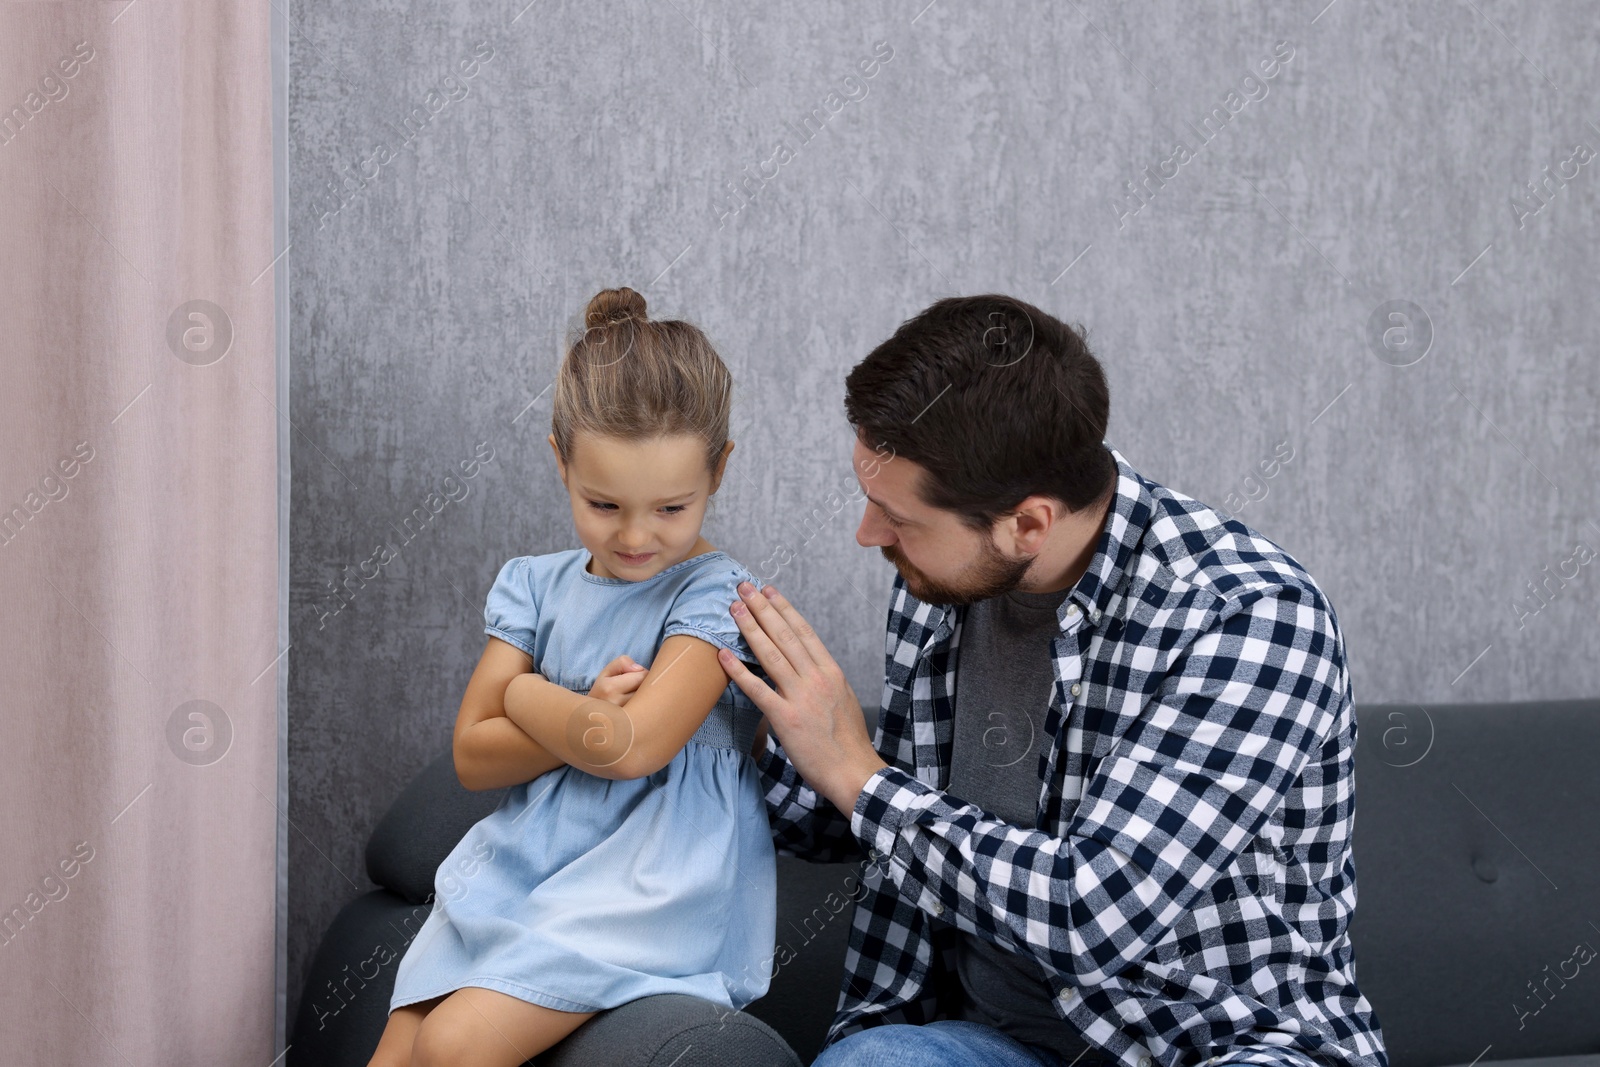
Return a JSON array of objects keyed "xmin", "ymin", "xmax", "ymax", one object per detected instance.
[{"xmin": 843, "ymin": 294, "xmax": 1116, "ymax": 533}]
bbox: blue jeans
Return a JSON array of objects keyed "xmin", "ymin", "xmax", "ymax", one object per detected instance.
[{"xmin": 810, "ymin": 1019, "xmax": 1119, "ymax": 1067}]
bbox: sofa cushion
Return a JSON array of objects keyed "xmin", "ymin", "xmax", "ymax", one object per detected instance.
[
  {"xmin": 364, "ymin": 746, "xmax": 505, "ymax": 904},
  {"xmin": 544, "ymin": 993, "xmax": 801, "ymax": 1067},
  {"xmin": 1348, "ymin": 699, "xmax": 1600, "ymax": 1067}
]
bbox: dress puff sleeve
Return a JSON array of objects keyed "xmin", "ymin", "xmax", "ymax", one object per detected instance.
[
  {"xmin": 483, "ymin": 556, "xmax": 538, "ymax": 660},
  {"xmin": 660, "ymin": 561, "xmax": 764, "ymax": 667}
]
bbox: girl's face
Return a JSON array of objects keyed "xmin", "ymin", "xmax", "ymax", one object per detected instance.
[{"xmin": 548, "ymin": 431, "xmax": 732, "ymax": 581}]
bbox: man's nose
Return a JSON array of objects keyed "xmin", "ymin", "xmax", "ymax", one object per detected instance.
[{"xmin": 856, "ymin": 509, "xmax": 892, "ymax": 548}]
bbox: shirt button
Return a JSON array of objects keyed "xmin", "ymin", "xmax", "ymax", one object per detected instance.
[
  {"xmin": 1091, "ymin": 608, "xmax": 1102, "ymax": 623},
  {"xmin": 1057, "ymin": 986, "xmax": 1074, "ymax": 1001},
  {"xmin": 1070, "ymin": 683, "xmax": 1081, "ymax": 697},
  {"xmin": 930, "ymin": 900, "xmax": 944, "ymax": 916},
  {"xmin": 1139, "ymin": 1058, "xmax": 1152, "ymax": 1067},
  {"xmin": 1066, "ymin": 604, "xmax": 1079, "ymax": 616}
]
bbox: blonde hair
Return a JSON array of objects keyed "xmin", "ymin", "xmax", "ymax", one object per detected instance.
[{"xmin": 551, "ymin": 287, "xmax": 732, "ymax": 474}]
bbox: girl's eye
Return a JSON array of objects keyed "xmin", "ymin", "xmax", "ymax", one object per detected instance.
[{"xmin": 587, "ymin": 501, "xmax": 689, "ymax": 515}]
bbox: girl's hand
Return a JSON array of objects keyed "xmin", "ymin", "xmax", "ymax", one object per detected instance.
[{"xmin": 587, "ymin": 655, "xmax": 649, "ymax": 707}]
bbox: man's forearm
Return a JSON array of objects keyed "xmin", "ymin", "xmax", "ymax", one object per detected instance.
[{"xmin": 814, "ymin": 749, "xmax": 890, "ymax": 818}]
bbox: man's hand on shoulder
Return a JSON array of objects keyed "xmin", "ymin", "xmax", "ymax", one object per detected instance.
[{"xmin": 718, "ymin": 581, "xmax": 888, "ymax": 816}]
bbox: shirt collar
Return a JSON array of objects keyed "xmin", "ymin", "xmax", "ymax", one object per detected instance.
[{"xmin": 1062, "ymin": 442, "xmax": 1152, "ymax": 630}]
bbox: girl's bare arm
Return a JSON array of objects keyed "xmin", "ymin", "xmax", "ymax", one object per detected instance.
[
  {"xmin": 452, "ymin": 636, "xmax": 566, "ymax": 791},
  {"xmin": 503, "ymin": 633, "xmax": 736, "ymax": 780}
]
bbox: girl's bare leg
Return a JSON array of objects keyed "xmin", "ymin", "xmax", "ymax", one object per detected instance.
[
  {"xmin": 410, "ymin": 986, "xmax": 598, "ymax": 1067},
  {"xmin": 366, "ymin": 994, "xmax": 447, "ymax": 1067}
]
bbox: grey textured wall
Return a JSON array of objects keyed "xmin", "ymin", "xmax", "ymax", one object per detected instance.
[{"xmin": 287, "ymin": 0, "xmax": 1599, "ymax": 1028}]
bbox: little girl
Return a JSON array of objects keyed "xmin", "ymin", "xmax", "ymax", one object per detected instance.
[{"xmin": 367, "ymin": 287, "xmax": 777, "ymax": 1067}]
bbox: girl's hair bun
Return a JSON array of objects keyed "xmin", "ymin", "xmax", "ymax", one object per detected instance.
[
  {"xmin": 585, "ymin": 287, "xmax": 647, "ymax": 328},
  {"xmin": 554, "ymin": 286, "xmax": 732, "ymax": 478}
]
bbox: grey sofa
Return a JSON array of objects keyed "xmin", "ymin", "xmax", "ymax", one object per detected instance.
[{"xmin": 290, "ymin": 699, "xmax": 1600, "ymax": 1067}]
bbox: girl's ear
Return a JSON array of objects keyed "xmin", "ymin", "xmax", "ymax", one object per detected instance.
[
  {"xmin": 547, "ymin": 434, "xmax": 567, "ymax": 484},
  {"xmin": 709, "ymin": 439, "xmax": 734, "ymax": 493}
]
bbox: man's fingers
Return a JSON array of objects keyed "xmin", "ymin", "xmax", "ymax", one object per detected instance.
[
  {"xmin": 739, "ymin": 583, "xmax": 819, "ymax": 673},
  {"xmin": 717, "ymin": 646, "xmax": 780, "ymax": 717},
  {"xmin": 728, "ymin": 596, "xmax": 801, "ymax": 690},
  {"xmin": 750, "ymin": 584, "xmax": 835, "ymax": 671}
]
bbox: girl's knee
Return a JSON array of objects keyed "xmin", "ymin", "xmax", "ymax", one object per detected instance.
[
  {"xmin": 408, "ymin": 1011, "xmax": 479, "ymax": 1067},
  {"xmin": 367, "ymin": 1004, "xmax": 429, "ymax": 1067}
]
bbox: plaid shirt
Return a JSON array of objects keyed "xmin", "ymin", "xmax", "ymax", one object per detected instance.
[{"xmin": 754, "ymin": 443, "xmax": 1386, "ymax": 1067}]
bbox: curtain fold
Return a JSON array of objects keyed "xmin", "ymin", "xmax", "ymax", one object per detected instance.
[{"xmin": 0, "ymin": 2, "xmax": 282, "ymax": 1062}]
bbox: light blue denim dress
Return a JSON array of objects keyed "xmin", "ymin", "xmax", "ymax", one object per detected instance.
[{"xmin": 389, "ymin": 548, "xmax": 778, "ymax": 1015}]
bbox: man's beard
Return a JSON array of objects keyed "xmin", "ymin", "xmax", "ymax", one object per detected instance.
[{"xmin": 880, "ymin": 536, "xmax": 1033, "ymax": 607}]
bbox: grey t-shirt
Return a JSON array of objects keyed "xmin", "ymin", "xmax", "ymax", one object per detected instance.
[{"xmin": 945, "ymin": 583, "xmax": 1099, "ymax": 1061}]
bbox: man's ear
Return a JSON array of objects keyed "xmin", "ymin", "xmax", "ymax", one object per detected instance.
[
  {"xmin": 1008, "ymin": 495, "xmax": 1056, "ymax": 554},
  {"xmin": 547, "ymin": 434, "xmax": 568, "ymax": 486},
  {"xmin": 709, "ymin": 439, "xmax": 734, "ymax": 494}
]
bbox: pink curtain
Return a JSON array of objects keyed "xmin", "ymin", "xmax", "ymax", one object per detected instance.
[{"xmin": 0, "ymin": 2, "xmax": 282, "ymax": 1062}]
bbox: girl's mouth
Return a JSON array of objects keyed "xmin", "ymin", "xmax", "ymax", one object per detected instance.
[{"xmin": 616, "ymin": 551, "xmax": 654, "ymax": 565}]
